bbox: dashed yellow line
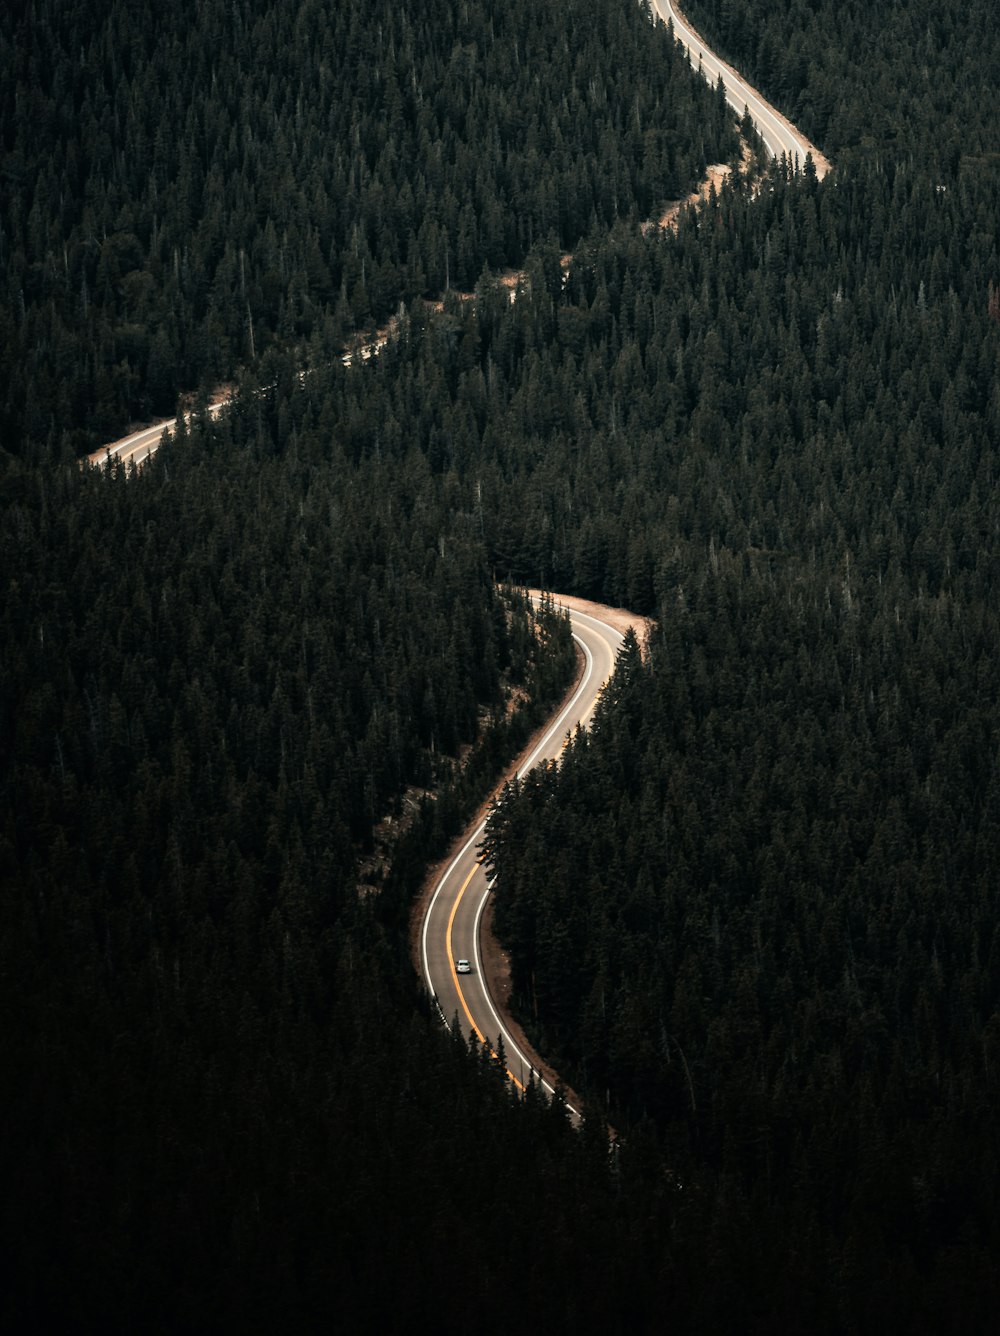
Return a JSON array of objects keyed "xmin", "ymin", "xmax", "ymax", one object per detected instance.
[{"xmin": 445, "ymin": 859, "xmax": 526, "ymax": 1093}]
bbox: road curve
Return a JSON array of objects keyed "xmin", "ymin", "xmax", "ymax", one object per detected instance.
[
  {"xmin": 653, "ymin": 0, "xmax": 830, "ymax": 177},
  {"xmin": 421, "ymin": 598, "xmax": 630, "ymax": 1119},
  {"xmin": 90, "ymin": 10, "xmax": 825, "ymax": 471}
]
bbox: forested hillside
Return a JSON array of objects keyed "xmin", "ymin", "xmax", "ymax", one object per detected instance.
[
  {"xmin": 0, "ymin": 0, "xmax": 736, "ymax": 1329},
  {"xmin": 0, "ymin": 377, "xmax": 617, "ymax": 1326},
  {"xmin": 0, "ymin": 0, "xmax": 735, "ymax": 460},
  {"xmin": 5, "ymin": 0, "xmax": 1000, "ymax": 1328},
  {"xmin": 475, "ymin": 0, "xmax": 1000, "ymax": 1325}
]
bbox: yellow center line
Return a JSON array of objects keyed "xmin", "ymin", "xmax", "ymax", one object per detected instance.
[{"xmin": 446, "ymin": 859, "xmax": 526, "ymax": 1093}]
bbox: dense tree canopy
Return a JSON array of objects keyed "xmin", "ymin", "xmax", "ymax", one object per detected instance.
[
  {"xmin": 4, "ymin": 0, "xmax": 1000, "ymax": 1327},
  {"xmin": 471, "ymin": 0, "xmax": 1000, "ymax": 1322},
  {"xmin": 0, "ymin": 0, "xmax": 736, "ymax": 460},
  {"xmin": 1, "ymin": 0, "xmax": 726, "ymax": 1327},
  {"xmin": 1, "ymin": 375, "xmax": 588, "ymax": 1329}
]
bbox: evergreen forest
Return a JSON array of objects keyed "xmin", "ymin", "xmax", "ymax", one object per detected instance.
[
  {"xmin": 0, "ymin": 0, "xmax": 734, "ymax": 458},
  {"xmin": 3, "ymin": 0, "xmax": 1000, "ymax": 1330}
]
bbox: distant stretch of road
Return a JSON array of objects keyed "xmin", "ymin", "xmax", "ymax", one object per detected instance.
[
  {"xmin": 420, "ymin": 600, "xmax": 627, "ymax": 1120},
  {"xmin": 87, "ymin": 337, "xmax": 385, "ymax": 471},
  {"xmin": 86, "ymin": 400, "xmax": 226, "ymax": 472},
  {"xmin": 653, "ymin": 0, "xmax": 829, "ymax": 177},
  {"xmin": 89, "ymin": 9, "xmax": 825, "ymax": 470}
]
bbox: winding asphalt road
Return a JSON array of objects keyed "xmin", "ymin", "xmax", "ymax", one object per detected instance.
[{"xmin": 420, "ymin": 600, "xmax": 628, "ymax": 1118}]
